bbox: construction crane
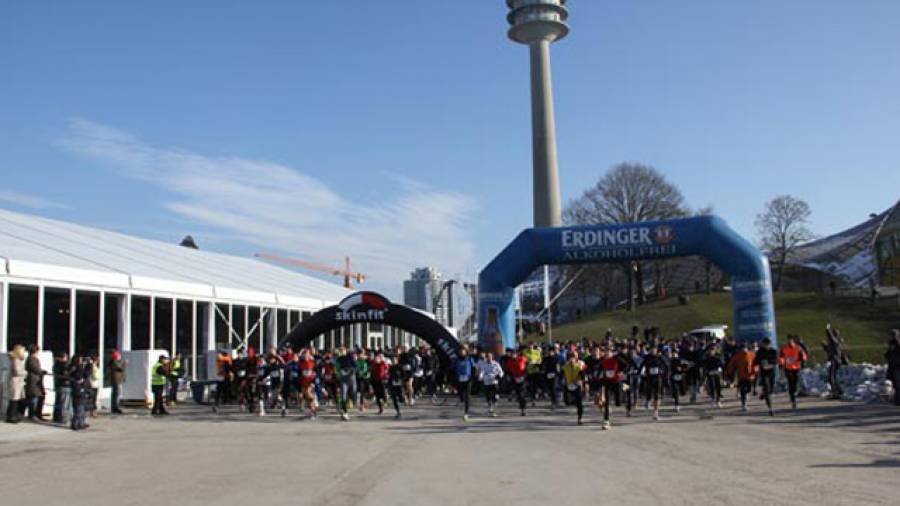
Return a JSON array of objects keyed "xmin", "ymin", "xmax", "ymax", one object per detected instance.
[{"xmin": 255, "ymin": 253, "xmax": 366, "ymax": 289}]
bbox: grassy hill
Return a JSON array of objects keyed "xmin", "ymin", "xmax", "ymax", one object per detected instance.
[{"xmin": 527, "ymin": 292, "xmax": 900, "ymax": 364}]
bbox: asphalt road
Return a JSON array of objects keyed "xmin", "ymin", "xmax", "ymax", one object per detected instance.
[{"xmin": 1, "ymin": 395, "xmax": 898, "ymax": 506}]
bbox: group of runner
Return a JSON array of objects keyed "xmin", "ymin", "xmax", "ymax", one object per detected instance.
[
  {"xmin": 208, "ymin": 331, "xmax": 810, "ymax": 428},
  {"xmin": 212, "ymin": 344, "xmax": 442, "ymax": 420}
]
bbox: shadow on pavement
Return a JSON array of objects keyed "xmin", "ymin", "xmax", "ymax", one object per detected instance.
[{"xmin": 811, "ymin": 458, "xmax": 900, "ymax": 469}]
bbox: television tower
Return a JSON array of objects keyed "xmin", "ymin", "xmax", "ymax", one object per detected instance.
[{"xmin": 506, "ymin": 0, "xmax": 569, "ymax": 228}]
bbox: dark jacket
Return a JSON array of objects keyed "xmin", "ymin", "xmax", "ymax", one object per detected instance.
[
  {"xmin": 69, "ymin": 364, "xmax": 90, "ymax": 405},
  {"xmin": 25, "ymin": 354, "xmax": 46, "ymax": 398},
  {"xmin": 886, "ymin": 341, "xmax": 900, "ymax": 377},
  {"xmin": 53, "ymin": 359, "xmax": 71, "ymax": 389},
  {"xmin": 109, "ymin": 359, "xmax": 127, "ymax": 385}
]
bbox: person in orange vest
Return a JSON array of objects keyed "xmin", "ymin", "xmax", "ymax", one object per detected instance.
[
  {"xmin": 212, "ymin": 350, "xmax": 233, "ymax": 414},
  {"xmin": 725, "ymin": 342, "xmax": 756, "ymax": 412},
  {"xmin": 779, "ymin": 335, "xmax": 808, "ymax": 409}
]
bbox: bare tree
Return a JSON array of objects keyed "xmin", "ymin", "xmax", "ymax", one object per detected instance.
[
  {"xmin": 564, "ymin": 162, "xmax": 690, "ymax": 310},
  {"xmin": 755, "ymin": 195, "xmax": 815, "ymax": 291}
]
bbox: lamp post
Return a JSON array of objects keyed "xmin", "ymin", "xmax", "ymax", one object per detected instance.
[{"xmin": 506, "ymin": 0, "xmax": 569, "ymax": 228}]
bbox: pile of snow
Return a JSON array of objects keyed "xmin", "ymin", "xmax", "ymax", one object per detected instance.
[{"xmin": 800, "ymin": 363, "xmax": 894, "ymax": 402}]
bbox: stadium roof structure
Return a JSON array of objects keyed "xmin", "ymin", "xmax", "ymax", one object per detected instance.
[
  {"xmin": 0, "ymin": 207, "xmax": 350, "ymax": 308},
  {"xmin": 785, "ymin": 199, "xmax": 900, "ymax": 288}
]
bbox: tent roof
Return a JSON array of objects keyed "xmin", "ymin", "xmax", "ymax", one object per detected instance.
[
  {"xmin": 786, "ymin": 199, "xmax": 900, "ymax": 287},
  {"xmin": 0, "ymin": 207, "xmax": 350, "ymax": 308}
]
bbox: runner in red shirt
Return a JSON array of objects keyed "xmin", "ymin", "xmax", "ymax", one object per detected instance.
[
  {"xmin": 509, "ymin": 348, "xmax": 529, "ymax": 416},
  {"xmin": 598, "ymin": 347, "xmax": 622, "ymax": 430},
  {"xmin": 370, "ymin": 351, "xmax": 390, "ymax": 415},
  {"xmin": 298, "ymin": 349, "xmax": 318, "ymax": 419},
  {"xmin": 320, "ymin": 352, "xmax": 337, "ymax": 408}
]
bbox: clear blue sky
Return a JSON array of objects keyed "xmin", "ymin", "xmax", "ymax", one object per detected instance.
[{"xmin": 2, "ymin": 1, "xmax": 899, "ymax": 295}]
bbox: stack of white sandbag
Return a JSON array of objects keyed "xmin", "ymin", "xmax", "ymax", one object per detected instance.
[{"xmin": 800, "ymin": 363, "xmax": 894, "ymax": 402}]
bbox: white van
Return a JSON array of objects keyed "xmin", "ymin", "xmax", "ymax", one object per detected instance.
[{"xmin": 687, "ymin": 325, "xmax": 729, "ymax": 341}]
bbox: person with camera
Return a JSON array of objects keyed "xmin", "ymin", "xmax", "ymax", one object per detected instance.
[
  {"xmin": 822, "ymin": 324, "xmax": 848, "ymax": 399},
  {"xmin": 53, "ymin": 352, "xmax": 72, "ymax": 423},
  {"xmin": 69, "ymin": 355, "xmax": 91, "ymax": 430}
]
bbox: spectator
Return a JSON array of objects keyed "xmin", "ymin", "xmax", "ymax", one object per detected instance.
[
  {"xmin": 25, "ymin": 344, "xmax": 48, "ymax": 420},
  {"xmin": 886, "ymin": 329, "xmax": 900, "ymax": 407},
  {"xmin": 52, "ymin": 352, "xmax": 71, "ymax": 423},
  {"xmin": 5, "ymin": 345, "xmax": 27, "ymax": 423},
  {"xmin": 108, "ymin": 350, "xmax": 126, "ymax": 415},
  {"xmin": 822, "ymin": 324, "xmax": 847, "ymax": 399},
  {"xmin": 69, "ymin": 355, "xmax": 90, "ymax": 431},
  {"xmin": 168, "ymin": 352, "xmax": 185, "ymax": 406},
  {"xmin": 150, "ymin": 355, "xmax": 171, "ymax": 416},
  {"xmin": 87, "ymin": 357, "xmax": 101, "ymax": 417}
]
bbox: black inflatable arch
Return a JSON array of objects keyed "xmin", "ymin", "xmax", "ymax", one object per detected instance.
[{"xmin": 282, "ymin": 292, "xmax": 462, "ymax": 366}]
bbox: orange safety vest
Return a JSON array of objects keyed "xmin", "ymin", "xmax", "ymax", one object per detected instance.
[
  {"xmin": 726, "ymin": 351, "xmax": 756, "ymax": 381},
  {"xmin": 779, "ymin": 344, "xmax": 806, "ymax": 371}
]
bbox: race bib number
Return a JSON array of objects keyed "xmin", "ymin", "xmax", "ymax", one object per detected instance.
[
  {"xmin": 341, "ymin": 368, "xmax": 354, "ymax": 376},
  {"xmin": 391, "ymin": 379, "xmax": 402, "ymax": 386},
  {"xmin": 402, "ymin": 365, "xmax": 411, "ymax": 371},
  {"xmin": 649, "ymin": 367, "xmax": 660, "ymax": 376},
  {"xmin": 324, "ymin": 374, "xmax": 333, "ymax": 381},
  {"xmin": 604, "ymin": 370, "xmax": 615, "ymax": 379},
  {"xmin": 458, "ymin": 375, "xmax": 470, "ymax": 383},
  {"xmin": 787, "ymin": 357, "xmax": 796, "ymax": 365},
  {"xmin": 567, "ymin": 383, "xmax": 578, "ymax": 392},
  {"xmin": 302, "ymin": 370, "xmax": 313, "ymax": 377},
  {"xmin": 673, "ymin": 374, "xmax": 683, "ymax": 381},
  {"xmin": 271, "ymin": 370, "xmax": 281, "ymax": 379},
  {"xmin": 237, "ymin": 370, "xmax": 246, "ymax": 378},
  {"xmin": 709, "ymin": 368, "xmax": 721, "ymax": 376},
  {"xmin": 546, "ymin": 373, "xmax": 556, "ymax": 379}
]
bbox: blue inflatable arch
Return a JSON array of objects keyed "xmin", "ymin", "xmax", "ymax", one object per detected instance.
[{"xmin": 478, "ymin": 216, "xmax": 776, "ymax": 350}]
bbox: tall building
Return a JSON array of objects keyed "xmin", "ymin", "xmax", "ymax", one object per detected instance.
[
  {"xmin": 505, "ymin": 0, "xmax": 569, "ymax": 228},
  {"xmin": 403, "ymin": 267, "xmax": 474, "ymax": 332},
  {"xmin": 403, "ymin": 267, "xmax": 443, "ymax": 314}
]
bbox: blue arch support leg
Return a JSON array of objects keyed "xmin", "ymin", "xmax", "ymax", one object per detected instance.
[{"xmin": 478, "ymin": 216, "xmax": 777, "ymax": 349}]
